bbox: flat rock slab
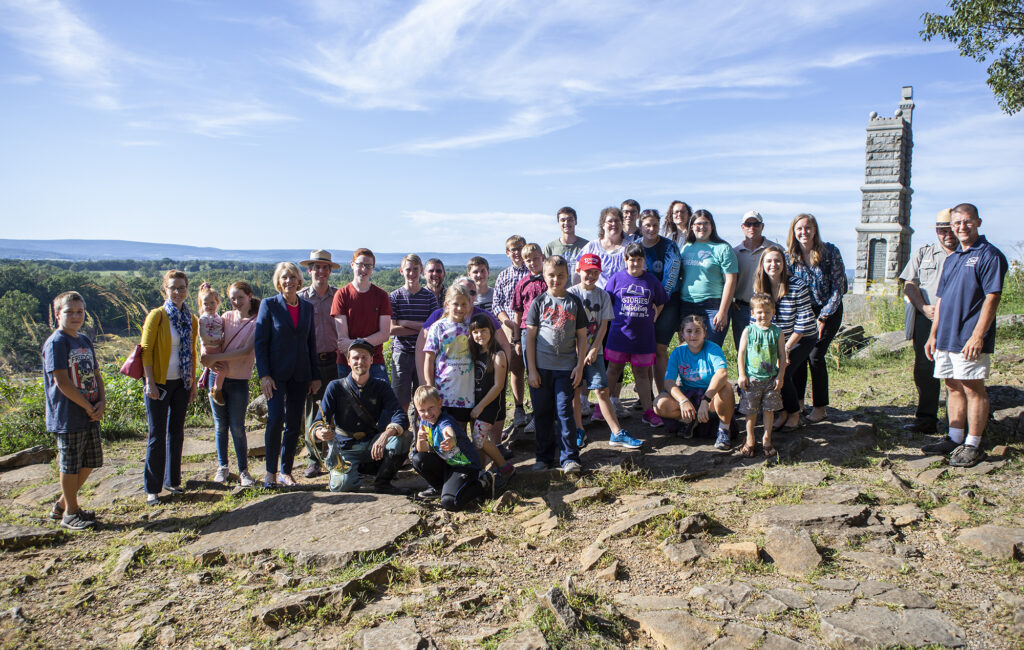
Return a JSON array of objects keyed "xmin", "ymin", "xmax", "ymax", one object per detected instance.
[
  {"xmin": 843, "ymin": 551, "xmax": 905, "ymax": 573},
  {"xmin": 496, "ymin": 628, "xmax": 549, "ymax": 650},
  {"xmin": 89, "ymin": 468, "xmax": 146, "ymax": 506},
  {"xmin": 625, "ymin": 609, "xmax": 719, "ymax": 650},
  {"xmin": 916, "ymin": 467, "xmax": 947, "ymax": 485},
  {"xmin": 957, "ymin": 525, "xmax": 1024, "ymax": 560},
  {"xmin": 762, "ymin": 467, "xmax": 826, "ymax": 487},
  {"xmin": 786, "ymin": 421, "xmax": 876, "ymax": 464},
  {"xmin": 181, "ymin": 437, "xmax": 218, "ymax": 457},
  {"xmin": 903, "ymin": 455, "xmax": 944, "ymax": 473},
  {"xmin": 749, "ymin": 504, "xmax": 869, "ymax": 533},
  {"xmin": 186, "ymin": 491, "xmax": 421, "ymax": 567},
  {"xmin": 889, "ymin": 503, "xmax": 924, "ymax": 527},
  {"xmin": 688, "ymin": 581, "xmax": 754, "ymax": 613},
  {"xmin": 597, "ymin": 505, "xmax": 675, "ymax": 542},
  {"xmin": 764, "ymin": 527, "xmax": 821, "ymax": 577},
  {"xmin": 0, "ymin": 446, "xmax": 55, "ymax": 470},
  {"xmin": 802, "ymin": 485, "xmax": 863, "ymax": 505},
  {"xmin": 0, "ymin": 463, "xmax": 53, "ymax": 486},
  {"xmin": 931, "ymin": 503, "xmax": 971, "ymax": 524},
  {"xmin": 820, "ymin": 603, "xmax": 965, "ymax": 648},
  {"xmin": 0, "ymin": 523, "xmax": 63, "ymax": 550},
  {"xmin": 359, "ymin": 617, "xmax": 428, "ymax": 649}
]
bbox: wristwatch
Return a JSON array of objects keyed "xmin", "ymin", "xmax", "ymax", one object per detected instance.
[{"xmin": 702, "ymin": 394, "xmax": 713, "ymax": 404}]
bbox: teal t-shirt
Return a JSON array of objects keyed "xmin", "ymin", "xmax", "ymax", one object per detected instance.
[
  {"xmin": 744, "ymin": 323, "xmax": 781, "ymax": 381},
  {"xmin": 680, "ymin": 241, "xmax": 738, "ymax": 302}
]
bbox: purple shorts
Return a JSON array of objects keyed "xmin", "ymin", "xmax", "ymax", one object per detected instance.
[{"xmin": 604, "ymin": 348, "xmax": 656, "ymax": 367}]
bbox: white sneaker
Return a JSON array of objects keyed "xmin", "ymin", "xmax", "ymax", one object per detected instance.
[
  {"xmin": 239, "ymin": 471, "xmax": 255, "ymax": 487},
  {"xmin": 213, "ymin": 465, "xmax": 230, "ymax": 484}
]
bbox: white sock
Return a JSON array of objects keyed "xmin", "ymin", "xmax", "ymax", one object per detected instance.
[
  {"xmin": 965, "ymin": 435, "xmax": 982, "ymax": 448},
  {"xmin": 948, "ymin": 427, "xmax": 965, "ymax": 444},
  {"xmin": 719, "ymin": 424, "xmax": 730, "ymax": 436}
]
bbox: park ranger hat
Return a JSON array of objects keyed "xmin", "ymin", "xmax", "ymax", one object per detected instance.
[
  {"xmin": 300, "ymin": 249, "xmax": 341, "ymax": 270},
  {"xmin": 935, "ymin": 208, "xmax": 952, "ymax": 227}
]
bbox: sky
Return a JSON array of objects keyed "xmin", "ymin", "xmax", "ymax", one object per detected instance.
[{"xmin": 1, "ymin": 0, "xmax": 1022, "ymax": 267}]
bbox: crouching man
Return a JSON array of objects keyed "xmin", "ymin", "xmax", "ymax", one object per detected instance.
[{"xmin": 312, "ymin": 338, "xmax": 411, "ymax": 494}]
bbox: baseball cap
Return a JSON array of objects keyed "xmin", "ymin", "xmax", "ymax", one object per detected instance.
[
  {"xmin": 577, "ymin": 254, "xmax": 602, "ymax": 272},
  {"xmin": 348, "ymin": 338, "xmax": 375, "ymax": 355},
  {"xmin": 742, "ymin": 210, "xmax": 763, "ymax": 224}
]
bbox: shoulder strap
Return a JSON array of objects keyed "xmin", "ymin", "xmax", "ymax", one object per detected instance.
[{"xmin": 339, "ymin": 376, "xmax": 380, "ymax": 435}]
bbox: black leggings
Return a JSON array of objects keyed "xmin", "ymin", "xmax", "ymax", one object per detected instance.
[
  {"xmin": 782, "ymin": 334, "xmax": 817, "ymax": 414},
  {"xmin": 792, "ymin": 304, "xmax": 843, "ymax": 408},
  {"xmin": 411, "ymin": 451, "xmax": 482, "ymax": 512}
]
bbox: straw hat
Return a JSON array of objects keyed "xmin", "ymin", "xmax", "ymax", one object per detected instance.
[{"xmin": 300, "ymin": 249, "xmax": 340, "ymax": 270}]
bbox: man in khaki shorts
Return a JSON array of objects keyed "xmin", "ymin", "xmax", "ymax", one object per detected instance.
[{"xmin": 924, "ymin": 203, "xmax": 1007, "ymax": 467}]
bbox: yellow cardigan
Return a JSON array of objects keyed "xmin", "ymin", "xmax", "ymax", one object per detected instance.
[{"xmin": 141, "ymin": 306, "xmax": 199, "ymax": 384}]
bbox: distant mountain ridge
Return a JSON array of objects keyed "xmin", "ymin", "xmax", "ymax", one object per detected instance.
[{"xmin": 0, "ymin": 239, "xmax": 508, "ymax": 268}]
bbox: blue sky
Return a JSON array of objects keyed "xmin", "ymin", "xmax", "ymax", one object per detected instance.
[{"xmin": 1, "ymin": 0, "xmax": 1022, "ymax": 266}]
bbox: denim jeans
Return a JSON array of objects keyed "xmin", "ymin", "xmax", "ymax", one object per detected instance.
[
  {"xmin": 682, "ymin": 298, "xmax": 730, "ymax": 348},
  {"xmin": 411, "ymin": 451, "xmax": 481, "ymax": 511},
  {"xmin": 324, "ymin": 430, "xmax": 411, "ymax": 492},
  {"xmin": 144, "ymin": 378, "xmax": 188, "ymax": 494},
  {"xmin": 303, "ymin": 361, "xmax": 339, "ymax": 467},
  {"xmin": 529, "ymin": 368, "xmax": 579, "ymax": 467},
  {"xmin": 210, "ymin": 376, "xmax": 249, "ymax": 472},
  {"xmin": 264, "ymin": 378, "xmax": 309, "ymax": 475}
]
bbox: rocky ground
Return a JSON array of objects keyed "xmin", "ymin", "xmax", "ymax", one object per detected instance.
[{"xmin": 1, "ymin": 329, "xmax": 1024, "ymax": 649}]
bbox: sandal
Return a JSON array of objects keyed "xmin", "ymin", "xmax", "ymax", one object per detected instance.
[
  {"xmin": 739, "ymin": 442, "xmax": 756, "ymax": 458},
  {"xmin": 806, "ymin": 410, "xmax": 828, "ymax": 424},
  {"xmin": 763, "ymin": 443, "xmax": 777, "ymax": 458}
]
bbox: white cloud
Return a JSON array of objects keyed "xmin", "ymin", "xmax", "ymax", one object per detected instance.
[
  {"xmin": 395, "ymin": 210, "xmax": 553, "ymax": 251},
  {"xmin": 172, "ymin": 102, "xmax": 296, "ymax": 138}
]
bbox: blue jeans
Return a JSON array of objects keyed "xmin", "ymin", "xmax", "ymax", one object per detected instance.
[
  {"xmin": 210, "ymin": 376, "xmax": 249, "ymax": 472},
  {"xmin": 529, "ymin": 368, "xmax": 579, "ymax": 467},
  {"xmin": 324, "ymin": 430, "xmax": 411, "ymax": 492},
  {"xmin": 144, "ymin": 378, "xmax": 188, "ymax": 494},
  {"xmin": 265, "ymin": 378, "xmax": 309, "ymax": 475},
  {"xmin": 682, "ymin": 298, "xmax": 730, "ymax": 348},
  {"xmin": 337, "ymin": 363, "xmax": 389, "ymax": 383}
]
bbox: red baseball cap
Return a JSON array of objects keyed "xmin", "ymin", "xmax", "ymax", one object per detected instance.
[{"xmin": 577, "ymin": 254, "xmax": 602, "ymax": 272}]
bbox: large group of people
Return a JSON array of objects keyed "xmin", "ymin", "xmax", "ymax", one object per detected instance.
[{"xmin": 39, "ymin": 201, "xmax": 1008, "ymax": 527}]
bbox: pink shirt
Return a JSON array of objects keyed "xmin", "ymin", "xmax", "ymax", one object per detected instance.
[{"xmin": 219, "ymin": 311, "xmax": 257, "ymax": 380}]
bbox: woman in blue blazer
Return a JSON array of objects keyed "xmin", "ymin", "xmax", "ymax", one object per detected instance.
[{"xmin": 255, "ymin": 262, "xmax": 321, "ymax": 488}]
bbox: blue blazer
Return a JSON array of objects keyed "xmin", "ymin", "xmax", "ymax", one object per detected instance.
[{"xmin": 254, "ymin": 294, "xmax": 319, "ymax": 383}]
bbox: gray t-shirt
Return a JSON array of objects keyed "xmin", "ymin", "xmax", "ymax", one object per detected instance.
[
  {"xmin": 733, "ymin": 238, "xmax": 780, "ymax": 302},
  {"xmin": 525, "ymin": 292, "xmax": 586, "ymax": 371},
  {"xmin": 568, "ymin": 284, "xmax": 613, "ymax": 353},
  {"xmin": 544, "ymin": 237, "xmax": 589, "ymax": 269}
]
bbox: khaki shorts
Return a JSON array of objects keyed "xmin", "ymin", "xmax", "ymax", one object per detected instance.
[
  {"xmin": 933, "ymin": 349, "xmax": 990, "ymax": 381},
  {"xmin": 739, "ymin": 377, "xmax": 783, "ymax": 415}
]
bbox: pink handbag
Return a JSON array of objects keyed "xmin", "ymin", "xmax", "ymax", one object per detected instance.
[{"xmin": 120, "ymin": 344, "xmax": 144, "ymax": 380}]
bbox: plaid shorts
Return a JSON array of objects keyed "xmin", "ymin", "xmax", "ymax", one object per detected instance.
[
  {"xmin": 739, "ymin": 376, "xmax": 783, "ymax": 416},
  {"xmin": 55, "ymin": 422, "xmax": 103, "ymax": 475}
]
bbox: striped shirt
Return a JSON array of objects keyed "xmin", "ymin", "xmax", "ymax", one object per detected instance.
[
  {"xmin": 773, "ymin": 276, "xmax": 817, "ymax": 336},
  {"xmin": 493, "ymin": 264, "xmax": 529, "ymax": 321},
  {"xmin": 389, "ymin": 287, "xmax": 439, "ymax": 353}
]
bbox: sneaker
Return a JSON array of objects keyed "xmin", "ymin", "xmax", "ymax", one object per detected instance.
[
  {"xmin": 49, "ymin": 501, "xmax": 95, "ymax": 521},
  {"xmin": 679, "ymin": 419, "xmax": 696, "ymax": 439},
  {"xmin": 61, "ymin": 511, "xmax": 96, "ymax": 531},
  {"xmin": 592, "ymin": 404, "xmax": 605, "ymax": 421},
  {"xmin": 530, "ymin": 461, "xmax": 553, "ymax": 472},
  {"xmin": 145, "ymin": 493, "xmax": 160, "ymax": 506},
  {"xmin": 949, "ymin": 444, "xmax": 985, "ymax": 468},
  {"xmin": 239, "ymin": 471, "xmax": 255, "ymax": 487},
  {"xmin": 164, "ymin": 485, "xmax": 184, "ymax": 495},
  {"xmin": 576, "ymin": 428, "xmax": 588, "ymax": 449},
  {"xmin": 609, "ymin": 430, "xmax": 643, "ymax": 449},
  {"xmin": 922, "ymin": 437, "xmax": 960, "ymax": 455},
  {"xmin": 513, "ymin": 406, "xmax": 528, "ymax": 429},
  {"xmin": 416, "ymin": 486, "xmax": 440, "ymax": 499},
  {"xmin": 277, "ymin": 473, "xmax": 296, "ymax": 487},
  {"xmin": 524, "ymin": 415, "xmax": 536, "ymax": 434},
  {"xmin": 213, "ymin": 465, "xmax": 230, "ymax": 485},
  {"xmin": 561, "ymin": 460, "xmax": 582, "ymax": 476},
  {"xmin": 642, "ymin": 409, "xmax": 664, "ymax": 428},
  {"xmin": 499, "ymin": 462, "xmax": 517, "ymax": 479},
  {"xmin": 304, "ymin": 463, "xmax": 323, "ymax": 479},
  {"xmin": 263, "ymin": 474, "xmax": 278, "ymax": 489},
  {"xmin": 714, "ymin": 430, "xmax": 732, "ymax": 451}
]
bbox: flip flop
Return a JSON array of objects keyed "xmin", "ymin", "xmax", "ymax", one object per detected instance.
[
  {"xmin": 763, "ymin": 444, "xmax": 777, "ymax": 458},
  {"xmin": 806, "ymin": 413, "xmax": 828, "ymax": 424},
  {"xmin": 739, "ymin": 442, "xmax": 756, "ymax": 457}
]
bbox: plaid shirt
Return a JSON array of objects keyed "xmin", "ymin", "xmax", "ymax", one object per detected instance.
[{"xmin": 492, "ymin": 263, "xmax": 529, "ymax": 321}]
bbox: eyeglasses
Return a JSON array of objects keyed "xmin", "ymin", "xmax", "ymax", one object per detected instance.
[
  {"xmin": 353, "ymin": 262, "xmax": 374, "ymax": 269},
  {"xmin": 742, "ymin": 221, "xmax": 762, "ymax": 228},
  {"xmin": 936, "ymin": 227, "xmax": 953, "ymax": 234}
]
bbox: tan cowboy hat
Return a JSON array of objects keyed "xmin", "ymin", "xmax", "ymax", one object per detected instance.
[{"xmin": 300, "ymin": 249, "xmax": 340, "ymax": 270}]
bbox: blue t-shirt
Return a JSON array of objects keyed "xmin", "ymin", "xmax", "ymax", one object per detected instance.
[
  {"xmin": 934, "ymin": 236, "xmax": 1008, "ymax": 354},
  {"xmin": 604, "ymin": 270, "xmax": 669, "ymax": 355},
  {"xmin": 680, "ymin": 241, "xmax": 739, "ymax": 303},
  {"xmin": 42, "ymin": 330, "xmax": 99, "ymax": 433},
  {"xmin": 665, "ymin": 341, "xmax": 727, "ymax": 390},
  {"xmin": 419, "ymin": 413, "xmax": 482, "ymax": 470}
]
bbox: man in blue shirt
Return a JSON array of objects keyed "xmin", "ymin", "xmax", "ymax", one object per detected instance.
[
  {"xmin": 312, "ymin": 339, "xmax": 411, "ymax": 494},
  {"xmin": 924, "ymin": 203, "xmax": 1008, "ymax": 467}
]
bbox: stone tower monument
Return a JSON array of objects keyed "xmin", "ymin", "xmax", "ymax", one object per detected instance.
[{"xmin": 853, "ymin": 86, "xmax": 915, "ymax": 295}]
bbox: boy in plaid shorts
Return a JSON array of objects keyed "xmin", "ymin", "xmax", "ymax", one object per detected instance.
[
  {"xmin": 736, "ymin": 293, "xmax": 786, "ymax": 458},
  {"xmin": 42, "ymin": 291, "xmax": 105, "ymax": 530}
]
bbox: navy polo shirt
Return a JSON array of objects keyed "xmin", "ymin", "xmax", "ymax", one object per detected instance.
[{"xmin": 934, "ymin": 235, "xmax": 1007, "ymax": 354}]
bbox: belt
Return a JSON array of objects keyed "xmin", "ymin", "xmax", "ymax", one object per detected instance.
[
  {"xmin": 339, "ymin": 431, "xmax": 367, "ymax": 440},
  {"xmin": 318, "ymin": 352, "xmax": 335, "ymax": 362}
]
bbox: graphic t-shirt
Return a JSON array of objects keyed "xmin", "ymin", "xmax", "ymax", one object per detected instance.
[
  {"xmin": 420, "ymin": 413, "xmax": 481, "ymax": 469},
  {"xmin": 331, "ymin": 283, "xmax": 393, "ymax": 365},
  {"xmin": 42, "ymin": 330, "xmax": 99, "ymax": 433},
  {"xmin": 604, "ymin": 270, "xmax": 669, "ymax": 355},
  {"xmin": 643, "ymin": 238, "xmax": 671, "ymax": 283},
  {"xmin": 680, "ymin": 241, "xmax": 739, "ymax": 303},
  {"xmin": 744, "ymin": 324, "xmax": 781, "ymax": 381},
  {"xmin": 665, "ymin": 341, "xmax": 727, "ymax": 390},
  {"xmin": 424, "ymin": 318, "xmax": 474, "ymax": 408},
  {"xmin": 474, "ymin": 288, "xmax": 494, "ymax": 314},
  {"xmin": 568, "ymin": 284, "xmax": 613, "ymax": 354},
  {"xmin": 525, "ymin": 292, "xmax": 586, "ymax": 371}
]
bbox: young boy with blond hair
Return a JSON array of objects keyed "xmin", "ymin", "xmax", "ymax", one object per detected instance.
[{"xmin": 737, "ymin": 293, "xmax": 786, "ymax": 457}]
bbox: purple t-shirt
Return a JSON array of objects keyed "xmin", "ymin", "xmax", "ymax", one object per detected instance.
[
  {"xmin": 423, "ymin": 306, "xmax": 500, "ymax": 332},
  {"xmin": 605, "ymin": 270, "xmax": 668, "ymax": 355}
]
